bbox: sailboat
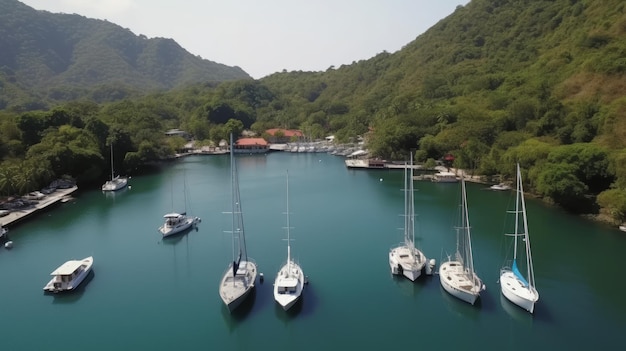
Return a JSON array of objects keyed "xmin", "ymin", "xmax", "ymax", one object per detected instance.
[
  {"xmin": 499, "ymin": 163, "xmax": 539, "ymax": 313},
  {"xmin": 158, "ymin": 169, "xmax": 200, "ymax": 238},
  {"xmin": 219, "ymin": 134, "xmax": 258, "ymax": 312},
  {"xmin": 439, "ymin": 177, "xmax": 485, "ymax": 305},
  {"xmin": 101, "ymin": 143, "xmax": 128, "ymax": 191},
  {"xmin": 389, "ymin": 153, "xmax": 430, "ymax": 281},
  {"xmin": 273, "ymin": 171, "xmax": 305, "ymax": 311}
]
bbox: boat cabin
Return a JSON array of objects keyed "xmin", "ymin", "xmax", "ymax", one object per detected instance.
[
  {"xmin": 276, "ymin": 277, "xmax": 298, "ymax": 294},
  {"xmin": 49, "ymin": 260, "xmax": 86, "ymax": 288},
  {"xmin": 163, "ymin": 213, "xmax": 184, "ymax": 226}
]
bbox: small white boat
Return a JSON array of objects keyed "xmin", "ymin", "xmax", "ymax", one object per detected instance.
[
  {"xmin": 158, "ymin": 212, "xmax": 200, "ymax": 237},
  {"xmin": 4, "ymin": 240, "xmax": 13, "ymax": 249},
  {"xmin": 274, "ymin": 171, "xmax": 305, "ymax": 311},
  {"xmin": 389, "ymin": 153, "xmax": 427, "ymax": 281},
  {"xmin": 43, "ymin": 256, "xmax": 93, "ymax": 293},
  {"xmin": 499, "ymin": 164, "xmax": 539, "ymax": 313},
  {"xmin": 102, "ymin": 143, "xmax": 128, "ymax": 192},
  {"xmin": 490, "ymin": 183, "xmax": 511, "ymax": 191},
  {"xmin": 619, "ymin": 224, "xmax": 626, "ymax": 232}
]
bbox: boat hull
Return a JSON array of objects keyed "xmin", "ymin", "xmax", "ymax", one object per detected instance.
[
  {"xmin": 219, "ymin": 260, "xmax": 258, "ymax": 312},
  {"xmin": 102, "ymin": 177, "xmax": 128, "ymax": 192},
  {"xmin": 500, "ymin": 270, "xmax": 539, "ymax": 313},
  {"xmin": 439, "ymin": 261, "xmax": 483, "ymax": 305},
  {"xmin": 389, "ymin": 245, "xmax": 426, "ymax": 281},
  {"xmin": 43, "ymin": 257, "xmax": 94, "ymax": 293},
  {"xmin": 273, "ymin": 261, "xmax": 305, "ymax": 311}
]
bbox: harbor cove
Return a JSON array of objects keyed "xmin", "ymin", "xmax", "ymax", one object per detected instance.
[{"xmin": 0, "ymin": 152, "xmax": 624, "ymax": 350}]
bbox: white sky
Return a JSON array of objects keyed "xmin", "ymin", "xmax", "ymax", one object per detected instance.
[{"xmin": 20, "ymin": 0, "xmax": 469, "ymax": 79}]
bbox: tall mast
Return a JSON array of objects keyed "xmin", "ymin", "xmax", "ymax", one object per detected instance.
[
  {"xmin": 110, "ymin": 143, "xmax": 115, "ymax": 180},
  {"xmin": 229, "ymin": 134, "xmax": 236, "ymax": 266},
  {"xmin": 286, "ymin": 170, "xmax": 291, "ymax": 271},
  {"xmin": 462, "ymin": 178, "xmax": 475, "ymax": 275},
  {"xmin": 513, "ymin": 163, "xmax": 521, "ymax": 262}
]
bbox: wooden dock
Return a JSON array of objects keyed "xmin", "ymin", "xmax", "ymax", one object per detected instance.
[{"xmin": 0, "ymin": 186, "xmax": 78, "ymax": 228}]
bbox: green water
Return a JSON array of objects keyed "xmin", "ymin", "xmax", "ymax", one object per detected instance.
[{"xmin": 1, "ymin": 153, "xmax": 624, "ymax": 350}]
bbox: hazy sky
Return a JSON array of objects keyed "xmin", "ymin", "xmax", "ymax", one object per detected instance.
[{"xmin": 20, "ymin": 0, "xmax": 469, "ymax": 79}]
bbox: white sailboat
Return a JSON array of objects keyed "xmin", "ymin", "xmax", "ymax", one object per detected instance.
[
  {"xmin": 159, "ymin": 170, "xmax": 200, "ymax": 238},
  {"xmin": 101, "ymin": 143, "xmax": 128, "ymax": 192},
  {"xmin": 439, "ymin": 177, "xmax": 485, "ymax": 305},
  {"xmin": 389, "ymin": 153, "xmax": 429, "ymax": 281},
  {"xmin": 273, "ymin": 171, "xmax": 305, "ymax": 311},
  {"xmin": 219, "ymin": 134, "xmax": 258, "ymax": 312},
  {"xmin": 499, "ymin": 163, "xmax": 539, "ymax": 313}
]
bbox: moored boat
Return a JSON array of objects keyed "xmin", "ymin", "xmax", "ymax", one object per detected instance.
[
  {"xmin": 499, "ymin": 164, "xmax": 539, "ymax": 313},
  {"xmin": 219, "ymin": 134, "xmax": 258, "ymax": 312},
  {"xmin": 43, "ymin": 256, "xmax": 93, "ymax": 293},
  {"xmin": 159, "ymin": 212, "xmax": 200, "ymax": 237},
  {"xmin": 273, "ymin": 171, "xmax": 305, "ymax": 311}
]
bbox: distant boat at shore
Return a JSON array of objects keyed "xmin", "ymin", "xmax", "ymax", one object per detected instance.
[{"xmin": 102, "ymin": 143, "xmax": 128, "ymax": 192}]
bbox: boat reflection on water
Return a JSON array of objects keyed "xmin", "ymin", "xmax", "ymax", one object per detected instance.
[
  {"xmin": 221, "ymin": 288, "xmax": 257, "ymax": 333},
  {"xmin": 500, "ymin": 293, "xmax": 533, "ymax": 325},
  {"xmin": 103, "ymin": 185, "xmax": 129, "ymax": 199},
  {"xmin": 439, "ymin": 283, "xmax": 481, "ymax": 321}
]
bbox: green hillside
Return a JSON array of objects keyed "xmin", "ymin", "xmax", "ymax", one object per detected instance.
[
  {"xmin": 1, "ymin": 0, "xmax": 626, "ymax": 224},
  {"xmin": 0, "ymin": 0, "xmax": 251, "ymax": 110}
]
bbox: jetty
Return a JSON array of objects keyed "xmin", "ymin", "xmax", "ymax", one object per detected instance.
[{"xmin": 0, "ymin": 186, "xmax": 78, "ymax": 228}]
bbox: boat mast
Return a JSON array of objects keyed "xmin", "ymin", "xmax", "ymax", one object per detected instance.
[
  {"xmin": 518, "ymin": 164, "xmax": 536, "ymax": 289},
  {"xmin": 462, "ymin": 178, "xmax": 475, "ymax": 276},
  {"xmin": 110, "ymin": 143, "xmax": 115, "ymax": 181},
  {"xmin": 229, "ymin": 134, "xmax": 236, "ymax": 272},
  {"xmin": 513, "ymin": 163, "xmax": 521, "ymax": 263},
  {"xmin": 286, "ymin": 170, "xmax": 292, "ymax": 274}
]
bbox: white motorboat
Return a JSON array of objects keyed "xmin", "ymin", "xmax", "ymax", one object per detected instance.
[
  {"xmin": 102, "ymin": 143, "xmax": 128, "ymax": 192},
  {"xmin": 159, "ymin": 212, "xmax": 200, "ymax": 237},
  {"xmin": 499, "ymin": 163, "xmax": 539, "ymax": 313},
  {"xmin": 439, "ymin": 178, "xmax": 485, "ymax": 305},
  {"xmin": 43, "ymin": 256, "xmax": 93, "ymax": 293},
  {"xmin": 490, "ymin": 183, "xmax": 511, "ymax": 191},
  {"xmin": 219, "ymin": 134, "xmax": 258, "ymax": 312},
  {"xmin": 273, "ymin": 171, "xmax": 305, "ymax": 311},
  {"xmin": 389, "ymin": 153, "xmax": 427, "ymax": 281}
]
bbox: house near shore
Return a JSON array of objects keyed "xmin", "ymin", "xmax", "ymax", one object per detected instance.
[
  {"xmin": 265, "ymin": 128, "xmax": 304, "ymax": 143},
  {"xmin": 234, "ymin": 137, "xmax": 269, "ymax": 154}
]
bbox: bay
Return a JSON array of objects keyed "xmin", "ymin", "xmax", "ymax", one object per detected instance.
[{"xmin": 1, "ymin": 152, "xmax": 624, "ymax": 350}]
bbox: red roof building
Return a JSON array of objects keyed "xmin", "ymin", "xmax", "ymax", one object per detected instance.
[{"xmin": 234, "ymin": 137, "xmax": 269, "ymax": 154}]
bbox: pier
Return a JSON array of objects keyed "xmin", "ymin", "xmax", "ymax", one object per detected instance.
[{"xmin": 0, "ymin": 186, "xmax": 78, "ymax": 228}]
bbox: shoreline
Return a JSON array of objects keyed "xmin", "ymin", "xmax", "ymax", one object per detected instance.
[{"xmin": 0, "ymin": 186, "xmax": 78, "ymax": 229}]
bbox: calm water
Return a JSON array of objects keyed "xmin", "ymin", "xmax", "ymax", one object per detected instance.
[{"xmin": 1, "ymin": 152, "xmax": 624, "ymax": 350}]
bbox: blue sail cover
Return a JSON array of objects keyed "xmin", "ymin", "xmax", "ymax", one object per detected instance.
[{"xmin": 512, "ymin": 259, "xmax": 529, "ymax": 287}]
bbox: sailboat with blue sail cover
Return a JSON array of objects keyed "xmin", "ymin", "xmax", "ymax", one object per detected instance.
[{"xmin": 499, "ymin": 163, "xmax": 539, "ymax": 313}]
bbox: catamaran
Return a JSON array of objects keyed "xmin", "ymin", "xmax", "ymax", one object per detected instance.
[
  {"xmin": 219, "ymin": 134, "xmax": 258, "ymax": 312},
  {"xmin": 439, "ymin": 177, "xmax": 485, "ymax": 305},
  {"xmin": 389, "ymin": 153, "xmax": 430, "ymax": 281},
  {"xmin": 499, "ymin": 163, "xmax": 539, "ymax": 313},
  {"xmin": 273, "ymin": 171, "xmax": 305, "ymax": 311}
]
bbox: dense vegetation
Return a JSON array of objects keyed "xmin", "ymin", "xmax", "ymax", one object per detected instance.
[{"xmin": 1, "ymin": 0, "xmax": 626, "ymax": 225}]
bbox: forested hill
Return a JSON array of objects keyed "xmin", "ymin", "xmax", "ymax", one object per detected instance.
[
  {"xmin": 0, "ymin": 0, "xmax": 251, "ymax": 110},
  {"xmin": 251, "ymin": 0, "xmax": 626, "ymax": 218}
]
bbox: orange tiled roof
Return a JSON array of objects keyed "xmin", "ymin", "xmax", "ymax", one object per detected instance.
[
  {"xmin": 236, "ymin": 138, "xmax": 268, "ymax": 146},
  {"xmin": 265, "ymin": 128, "xmax": 303, "ymax": 138}
]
